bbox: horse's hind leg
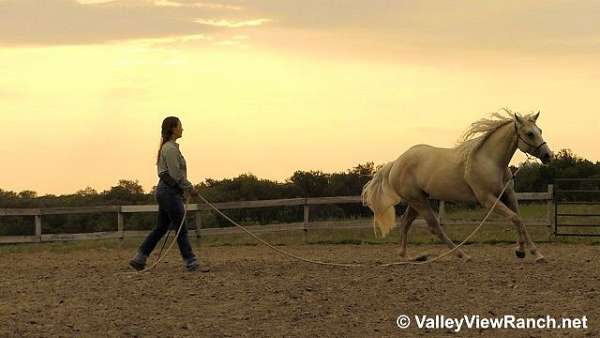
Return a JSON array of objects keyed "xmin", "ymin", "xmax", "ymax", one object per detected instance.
[
  {"xmin": 410, "ymin": 199, "xmax": 471, "ymax": 261},
  {"xmin": 398, "ymin": 206, "xmax": 418, "ymax": 258}
]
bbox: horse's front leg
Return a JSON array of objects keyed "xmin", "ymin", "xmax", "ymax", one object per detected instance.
[
  {"xmin": 483, "ymin": 194, "xmax": 545, "ymax": 262},
  {"xmin": 499, "ymin": 193, "xmax": 527, "ymax": 258}
]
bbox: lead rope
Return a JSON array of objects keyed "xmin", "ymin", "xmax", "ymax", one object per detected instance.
[
  {"xmin": 139, "ymin": 196, "xmax": 190, "ymax": 273},
  {"xmin": 381, "ymin": 154, "xmax": 531, "ymax": 266},
  {"xmin": 123, "ymin": 155, "xmax": 532, "ymax": 273},
  {"xmin": 117, "ymin": 196, "xmax": 190, "ymax": 276},
  {"xmin": 194, "ymin": 154, "xmax": 531, "ymax": 268}
]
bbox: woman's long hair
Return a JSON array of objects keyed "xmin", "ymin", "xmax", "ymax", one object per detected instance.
[{"xmin": 156, "ymin": 116, "xmax": 180, "ymax": 165}]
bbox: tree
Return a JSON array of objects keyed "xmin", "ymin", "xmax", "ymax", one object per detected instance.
[
  {"xmin": 116, "ymin": 180, "xmax": 145, "ymax": 194},
  {"xmin": 288, "ymin": 170, "xmax": 329, "ymax": 197},
  {"xmin": 104, "ymin": 179, "xmax": 145, "ymax": 203},
  {"xmin": 17, "ymin": 190, "xmax": 37, "ymax": 199},
  {"xmin": 349, "ymin": 162, "xmax": 376, "ymax": 178},
  {"xmin": 76, "ymin": 186, "xmax": 98, "ymax": 197}
]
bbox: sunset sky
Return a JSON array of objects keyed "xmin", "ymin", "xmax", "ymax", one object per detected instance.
[{"xmin": 2, "ymin": 0, "xmax": 600, "ymax": 195}]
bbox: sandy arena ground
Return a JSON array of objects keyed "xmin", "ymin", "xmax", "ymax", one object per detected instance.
[{"xmin": 1, "ymin": 243, "xmax": 599, "ymax": 337}]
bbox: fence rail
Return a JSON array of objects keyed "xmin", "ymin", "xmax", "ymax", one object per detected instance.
[
  {"xmin": 554, "ymin": 178, "xmax": 600, "ymax": 236},
  {"xmin": 0, "ymin": 185, "xmax": 555, "ymax": 244}
]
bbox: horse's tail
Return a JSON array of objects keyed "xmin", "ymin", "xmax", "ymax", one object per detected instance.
[{"xmin": 361, "ymin": 161, "xmax": 402, "ymax": 238}]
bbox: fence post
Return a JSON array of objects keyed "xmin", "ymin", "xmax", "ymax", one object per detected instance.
[
  {"xmin": 547, "ymin": 184, "xmax": 554, "ymax": 239},
  {"xmin": 195, "ymin": 212, "xmax": 202, "ymax": 239},
  {"xmin": 439, "ymin": 200, "xmax": 446, "ymax": 225},
  {"xmin": 303, "ymin": 201, "xmax": 310, "ymax": 243},
  {"xmin": 117, "ymin": 210, "xmax": 124, "ymax": 239},
  {"xmin": 34, "ymin": 215, "xmax": 42, "ymax": 242}
]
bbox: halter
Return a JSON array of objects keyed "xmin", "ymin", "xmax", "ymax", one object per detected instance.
[{"xmin": 514, "ymin": 121, "xmax": 546, "ymax": 156}]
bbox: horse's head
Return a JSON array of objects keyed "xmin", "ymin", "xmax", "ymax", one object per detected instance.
[{"xmin": 514, "ymin": 111, "xmax": 554, "ymax": 164}]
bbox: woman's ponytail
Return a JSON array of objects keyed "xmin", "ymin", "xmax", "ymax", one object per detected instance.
[{"xmin": 156, "ymin": 116, "xmax": 180, "ymax": 165}]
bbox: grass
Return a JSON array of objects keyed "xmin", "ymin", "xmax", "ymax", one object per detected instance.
[
  {"xmin": 2, "ymin": 202, "xmax": 600, "ymax": 254},
  {"xmin": 2, "ymin": 222, "xmax": 599, "ymax": 255},
  {"xmin": 444, "ymin": 202, "xmax": 549, "ymax": 220}
]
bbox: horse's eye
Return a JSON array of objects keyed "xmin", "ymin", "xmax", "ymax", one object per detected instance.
[{"xmin": 527, "ymin": 132, "xmax": 534, "ymax": 138}]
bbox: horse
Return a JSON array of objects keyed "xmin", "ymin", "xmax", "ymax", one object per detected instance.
[{"xmin": 361, "ymin": 109, "xmax": 554, "ymax": 262}]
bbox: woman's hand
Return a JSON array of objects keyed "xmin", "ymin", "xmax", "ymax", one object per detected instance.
[{"xmin": 183, "ymin": 187, "xmax": 199, "ymax": 201}]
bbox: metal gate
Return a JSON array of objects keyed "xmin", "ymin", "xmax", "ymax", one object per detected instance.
[{"xmin": 554, "ymin": 178, "xmax": 600, "ymax": 236}]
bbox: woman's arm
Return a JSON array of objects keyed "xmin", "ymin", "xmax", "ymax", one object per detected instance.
[{"xmin": 163, "ymin": 146, "xmax": 194, "ymax": 192}]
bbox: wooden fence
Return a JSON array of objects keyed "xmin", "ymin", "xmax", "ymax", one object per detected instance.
[{"xmin": 0, "ymin": 185, "xmax": 554, "ymax": 244}]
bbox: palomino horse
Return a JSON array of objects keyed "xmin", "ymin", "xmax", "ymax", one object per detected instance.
[{"xmin": 362, "ymin": 109, "xmax": 553, "ymax": 262}]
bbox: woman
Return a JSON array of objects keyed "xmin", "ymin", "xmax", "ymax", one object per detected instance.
[{"xmin": 129, "ymin": 116, "xmax": 209, "ymax": 272}]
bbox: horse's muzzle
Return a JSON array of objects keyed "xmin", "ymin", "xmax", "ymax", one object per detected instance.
[{"xmin": 540, "ymin": 152, "xmax": 553, "ymax": 164}]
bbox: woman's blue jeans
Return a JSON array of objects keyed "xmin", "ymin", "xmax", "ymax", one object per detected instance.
[{"xmin": 138, "ymin": 181, "xmax": 195, "ymax": 260}]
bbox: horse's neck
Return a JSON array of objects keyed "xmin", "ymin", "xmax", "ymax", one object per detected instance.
[{"xmin": 477, "ymin": 122, "xmax": 518, "ymax": 169}]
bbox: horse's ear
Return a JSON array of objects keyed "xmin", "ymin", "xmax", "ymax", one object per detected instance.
[
  {"xmin": 514, "ymin": 113, "xmax": 525, "ymax": 126},
  {"xmin": 531, "ymin": 110, "xmax": 540, "ymax": 122}
]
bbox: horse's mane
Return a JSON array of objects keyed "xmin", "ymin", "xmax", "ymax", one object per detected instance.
[{"xmin": 455, "ymin": 108, "xmax": 536, "ymax": 173}]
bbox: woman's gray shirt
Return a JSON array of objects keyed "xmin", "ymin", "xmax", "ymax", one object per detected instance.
[{"xmin": 157, "ymin": 141, "xmax": 194, "ymax": 192}]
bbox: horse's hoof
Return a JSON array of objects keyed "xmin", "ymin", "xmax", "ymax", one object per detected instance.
[
  {"xmin": 413, "ymin": 254, "xmax": 429, "ymax": 262},
  {"xmin": 515, "ymin": 250, "xmax": 526, "ymax": 259}
]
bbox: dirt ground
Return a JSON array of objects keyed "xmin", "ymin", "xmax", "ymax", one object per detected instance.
[{"xmin": 1, "ymin": 242, "xmax": 599, "ymax": 338}]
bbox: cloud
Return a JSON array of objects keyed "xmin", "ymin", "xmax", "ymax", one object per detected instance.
[
  {"xmin": 0, "ymin": 0, "xmax": 260, "ymax": 47},
  {"xmin": 154, "ymin": 0, "xmax": 242, "ymax": 11},
  {"xmin": 76, "ymin": 0, "xmax": 114, "ymax": 4},
  {"xmin": 194, "ymin": 18, "xmax": 271, "ymax": 28},
  {"xmin": 206, "ymin": 0, "xmax": 600, "ymax": 55},
  {"xmin": 117, "ymin": 33, "xmax": 211, "ymax": 48},
  {"xmin": 4, "ymin": 0, "xmax": 600, "ymax": 56}
]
